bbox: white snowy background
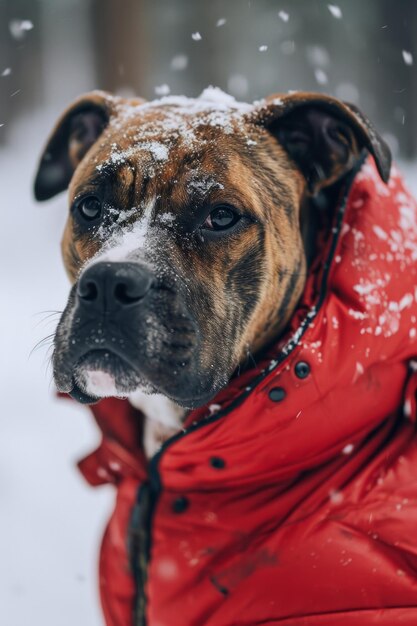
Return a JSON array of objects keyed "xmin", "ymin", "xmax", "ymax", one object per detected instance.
[
  {"xmin": 0, "ymin": 110, "xmax": 114, "ymax": 625},
  {"xmin": 0, "ymin": 1, "xmax": 416, "ymax": 625}
]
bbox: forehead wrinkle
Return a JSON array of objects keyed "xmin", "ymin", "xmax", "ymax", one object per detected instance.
[
  {"xmin": 219, "ymin": 156, "xmax": 264, "ymax": 212},
  {"xmin": 143, "ymin": 147, "xmax": 214, "ymax": 211},
  {"xmin": 185, "ymin": 174, "xmax": 225, "ymax": 208},
  {"xmin": 112, "ymin": 163, "xmax": 136, "ymax": 208},
  {"xmin": 73, "ymin": 158, "xmax": 132, "ymax": 196},
  {"xmin": 228, "ymin": 150, "xmax": 297, "ymax": 221}
]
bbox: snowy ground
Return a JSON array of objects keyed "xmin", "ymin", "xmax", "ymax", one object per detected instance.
[{"xmin": 0, "ymin": 108, "xmax": 416, "ymax": 626}]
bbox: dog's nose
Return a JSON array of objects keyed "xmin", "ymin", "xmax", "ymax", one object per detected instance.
[{"xmin": 77, "ymin": 261, "xmax": 153, "ymax": 311}]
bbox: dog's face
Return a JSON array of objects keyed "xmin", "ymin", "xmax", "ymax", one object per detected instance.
[{"xmin": 34, "ymin": 88, "xmax": 390, "ymax": 408}]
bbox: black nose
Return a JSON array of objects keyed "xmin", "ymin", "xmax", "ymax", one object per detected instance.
[{"xmin": 77, "ymin": 261, "xmax": 153, "ymax": 312}]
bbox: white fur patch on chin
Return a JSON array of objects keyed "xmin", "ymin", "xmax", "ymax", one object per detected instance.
[
  {"xmin": 129, "ymin": 389, "xmax": 185, "ymax": 428},
  {"xmin": 83, "ymin": 370, "xmax": 119, "ymax": 397},
  {"xmin": 129, "ymin": 389, "xmax": 186, "ymax": 458}
]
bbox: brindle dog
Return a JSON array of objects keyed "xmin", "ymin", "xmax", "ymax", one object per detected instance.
[{"xmin": 34, "ymin": 88, "xmax": 390, "ymax": 414}]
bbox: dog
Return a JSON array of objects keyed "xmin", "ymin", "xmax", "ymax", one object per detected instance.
[{"xmin": 34, "ymin": 88, "xmax": 417, "ymax": 626}]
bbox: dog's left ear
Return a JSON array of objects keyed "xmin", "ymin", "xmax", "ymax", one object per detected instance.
[{"xmin": 252, "ymin": 92, "xmax": 391, "ymax": 194}]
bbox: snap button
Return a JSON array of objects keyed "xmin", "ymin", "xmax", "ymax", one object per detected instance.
[
  {"xmin": 172, "ymin": 496, "xmax": 189, "ymax": 514},
  {"xmin": 269, "ymin": 387, "xmax": 286, "ymax": 402},
  {"xmin": 295, "ymin": 361, "xmax": 310, "ymax": 379},
  {"xmin": 210, "ymin": 456, "xmax": 225, "ymax": 469}
]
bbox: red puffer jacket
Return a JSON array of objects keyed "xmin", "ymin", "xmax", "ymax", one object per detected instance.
[{"xmin": 78, "ymin": 156, "xmax": 417, "ymax": 626}]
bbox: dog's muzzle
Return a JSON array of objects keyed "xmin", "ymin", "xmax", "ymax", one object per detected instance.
[
  {"xmin": 68, "ymin": 260, "xmax": 156, "ymax": 403},
  {"xmin": 53, "ymin": 259, "xmax": 204, "ymax": 406}
]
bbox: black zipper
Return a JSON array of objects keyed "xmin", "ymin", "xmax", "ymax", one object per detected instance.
[{"xmin": 129, "ymin": 481, "xmax": 151, "ymax": 626}]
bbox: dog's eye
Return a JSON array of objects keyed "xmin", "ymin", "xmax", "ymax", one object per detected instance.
[
  {"xmin": 77, "ymin": 196, "xmax": 102, "ymax": 221},
  {"xmin": 202, "ymin": 206, "xmax": 240, "ymax": 231}
]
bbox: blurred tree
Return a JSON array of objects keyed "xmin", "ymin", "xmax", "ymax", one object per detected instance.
[
  {"xmin": 1, "ymin": 0, "xmax": 416, "ymax": 158},
  {"xmin": 93, "ymin": 0, "xmax": 145, "ymax": 97}
]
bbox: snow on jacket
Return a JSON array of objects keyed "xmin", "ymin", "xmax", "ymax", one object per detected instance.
[{"xmin": 77, "ymin": 156, "xmax": 417, "ymax": 626}]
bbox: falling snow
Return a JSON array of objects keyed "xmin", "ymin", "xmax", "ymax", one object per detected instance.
[
  {"xmin": 314, "ymin": 68, "xmax": 328, "ymax": 85},
  {"xmin": 329, "ymin": 489, "xmax": 344, "ymax": 504},
  {"xmin": 307, "ymin": 45, "xmax": 330, "ymax": 67},
  {"xmin": 9, "ymin": 18, "xmax": 33, "ymax": 40},
  {"xmin": 227, "ymin": 74, "xmax": 249, "ymax": 97},
  {"xmin": 171, "ymin": 54, "xmax": 188, "ymax": 71},
  {"xmin": 402, "ymin": 50, "xmax": 413, "ymax": 66},
  {"xmin": 327, "ymin": 4, "xmax": 343, "ymax": 19},
  {"xmin": 404, "ymin": 399, "xmax": 413, "ymax": 418},
  {"xmin": 155, "ymin": 84, "xmax": 171, "ymax": 96},
  {"xmin": 278, "ymin": 11, "xmax": 289, "ymax": 22}
]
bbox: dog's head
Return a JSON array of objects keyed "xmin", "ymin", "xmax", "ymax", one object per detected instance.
[{"xmin": 34, "ymin": 88, "xmax": 390, "ymax": 408}]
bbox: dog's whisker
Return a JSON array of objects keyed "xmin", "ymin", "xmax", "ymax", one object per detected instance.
[
  {"xmin": 29, "ymin": 333, "xmax": 55, "ymax": 359},
  {"xmin": 41, "ymin": 341, "xmax": 55, "ymax": 380},
  {"xmin": 43, "ymin": 343, "xmax": 55, "ymax": 365},
  {"xmin": 33, "ymin": 311, "xmax": 62, "ymax": 330},
  {"xmin": 34, "ymin": 316, "xmax": 61, "ymax": 330},
  {"xmin": 32, "ymin": 309, "xmax": 62, "ymax": 318},
  {"xmin": 47, "ymin": 372, "xmax": 56, "ymax": 393}
]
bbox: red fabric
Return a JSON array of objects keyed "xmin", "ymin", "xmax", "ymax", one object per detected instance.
[{"xmin": 77, "ymin": 158, "xmax": 417, "ymax": 626}]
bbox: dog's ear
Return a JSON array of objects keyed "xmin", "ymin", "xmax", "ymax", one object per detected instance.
[
  {"xmin": 34, "ymin": 91, "xmax": 116, "ymax": 201},
  {"xmin": 252, "ymin": 92, "xmax": 391, "ymax": 194}
]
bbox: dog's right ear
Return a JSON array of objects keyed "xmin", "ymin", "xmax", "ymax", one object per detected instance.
[{"xmin": 34, "ymin": 91, "xmax": 116, "ymax": 201}]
